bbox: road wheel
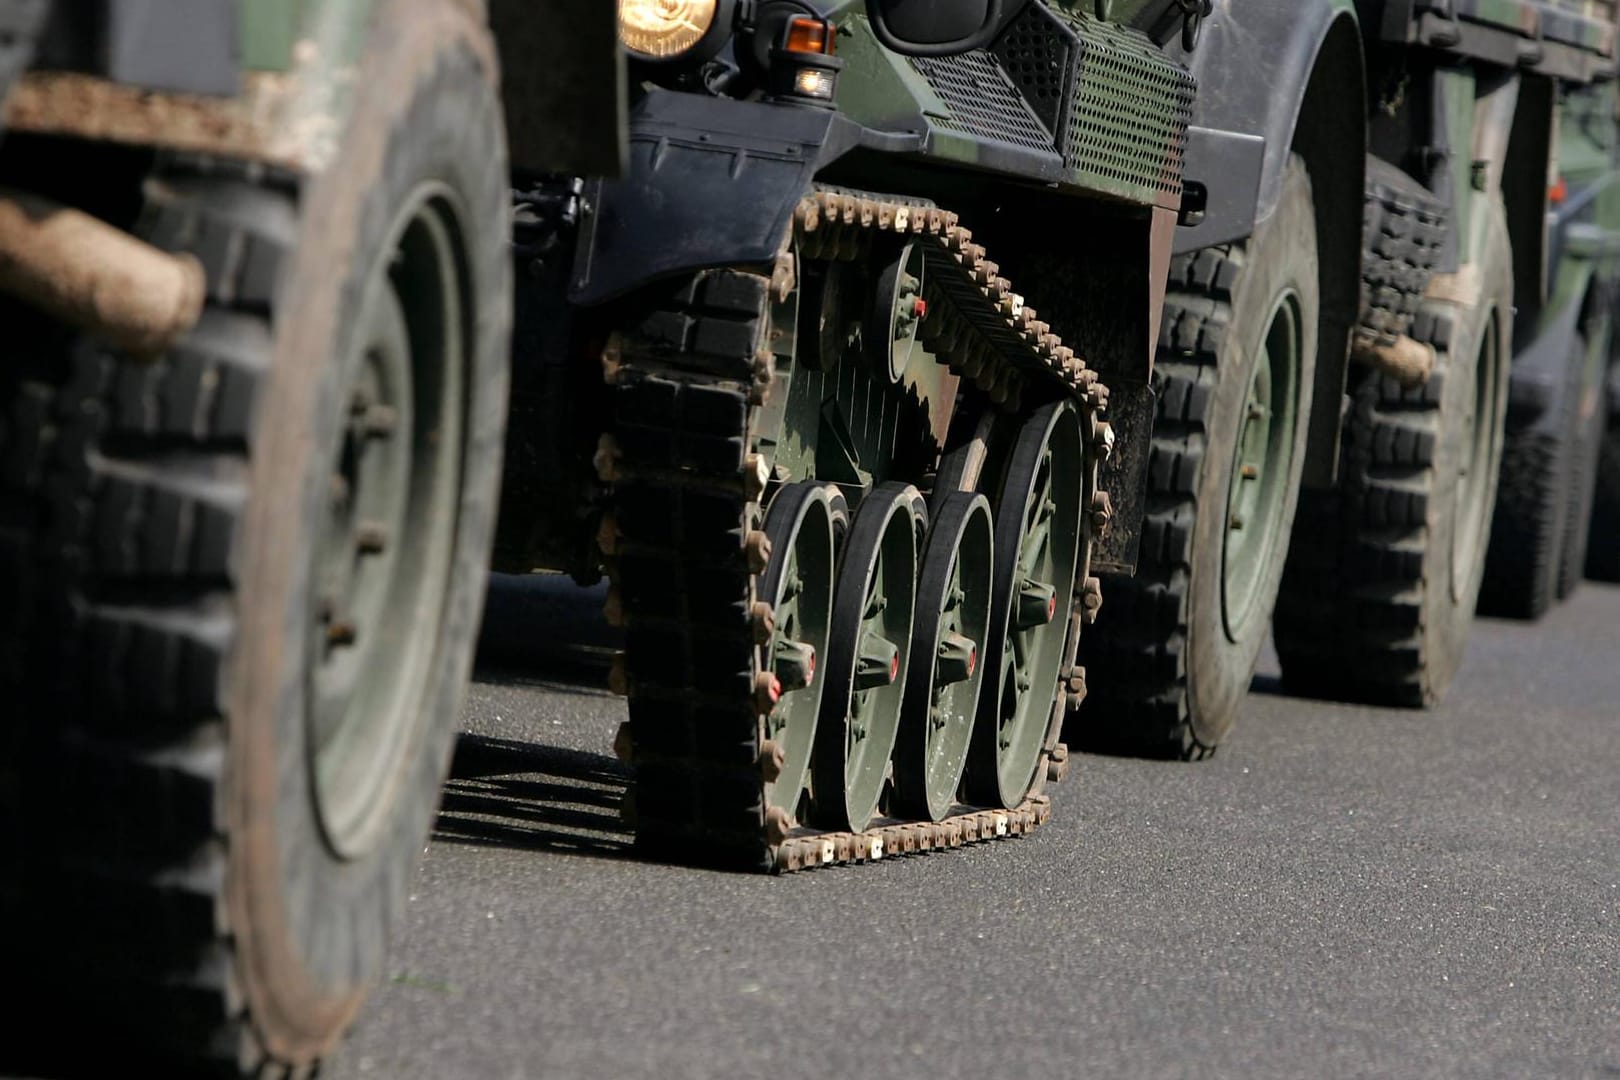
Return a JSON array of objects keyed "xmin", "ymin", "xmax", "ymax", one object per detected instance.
[
  {"xmin": 1276, "ymin": 198, "xmax": 1512, "ymax": 707},
  {"xmin": 0, "ymin": 1, "xmax": 510, "ymax": 1071},
  {"xmin": 1478, "ymin": 333, "xmax": 1586, "ymax": 620},
  {"xmin": 1075, "ymin": 156, "xmax": 1317, "ymax": 758},
  {"xmin": 1583, "ymin": 349, "xmax": 1620, "ymax": 582}
]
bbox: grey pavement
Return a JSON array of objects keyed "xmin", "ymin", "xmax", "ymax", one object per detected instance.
[{"xmin": 323, "ymin": 578, "xmax": 1620, "ymax": 1080}]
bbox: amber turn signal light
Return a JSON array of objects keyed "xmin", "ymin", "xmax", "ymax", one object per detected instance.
[{"xmin": 784, "ymin": 16, "xmax": 835, "ymax": 55}]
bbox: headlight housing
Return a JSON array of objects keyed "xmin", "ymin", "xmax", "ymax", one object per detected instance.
[{"xmin": 618, "ymin": 0, "xmax": 730, "ymax": 62}]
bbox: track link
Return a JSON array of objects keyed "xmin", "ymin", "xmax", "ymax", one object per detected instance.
[{"xmin": 600, "ymin": 188, "xmax": 1108, "ymax": 872}]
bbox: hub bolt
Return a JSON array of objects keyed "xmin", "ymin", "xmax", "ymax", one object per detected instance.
[
  {"xmin": 773, "ymin": 639, "xmax": 817, "ymax": 690},
  {"xmin": 853, "ymin": 633, "xmax": 901, "ymax": 691}
]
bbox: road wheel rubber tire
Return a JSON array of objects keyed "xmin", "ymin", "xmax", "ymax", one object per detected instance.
[
  {"xmin": 0, "ymin": 1, "xmax": 510, "ymax": 1071},
  {"xmin": 1479, "ymin": 334, "xmax": 1586, "ymax": 620},
  {"xmin": 1074, "ymin": 156, "xmax": 1318, "ymax": 759},
  {"xmin": 1275, "ymin": 197, "xmax": 1512, "ymax": 707}
]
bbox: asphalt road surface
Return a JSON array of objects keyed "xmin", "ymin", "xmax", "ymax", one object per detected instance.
[{"xmin": 312, "ymin": 576, "xmax": 1620, "ymax": 1080}]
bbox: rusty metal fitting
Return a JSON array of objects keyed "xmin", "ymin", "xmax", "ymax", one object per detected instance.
[
  {"xmin": 0, "ymin": 187, "xmax": 205, "ymax": 357},
  {"xmin": 607, "ymin": 653, "xmax": 630, "ymax": 697},
  {"xmin": 593, "ymin": 433, "xmax": 622, "ymax": 484},
  {"xmin": 758, "ymin": 739, "xmax": 786, "ymax": 783},
  {"xmin": 600, "ymin": 332, "xmax": 625, "ymax": 385},
  {"xmin": 612, "ymin": 721, "xmax": 635, "ymax": 764},
  {"xmin": 743, "ymin": 453, "xmax": 770, "ymax": 501},
  {"xmin": 1093, "ymin": 421, "xmax": 1115, "ymax": 462},
  {"xmin": 602, "ymin": 587, "xmax": 626, "ymax": 628},
  {"xmin": 752, "ymin": 670, "xmax": 783, "ymax": 715},
  {"xmin": 596, "ymin": 513, "xmax": 621, "ymax": 557},
  {"xmin": 771, "ymin": 252, "xmax": 796, "ymax": 301},
  {"xmin": 749, "ymin": 600, "xmax": 776, "ymax": 644},
  {"xmin": 1088, "ymin": 492, "xmax": 1113, "ymax": 537},
  {"xmin": 764, "ymin": 805, "xmax": 794, "ymax": 846},
  {"xmin": 1080, "ymin": 576, "xmax": 1104, "ymax": 624},
  {"xmin": 744, "ymin": 530, "xmax": 773, "ymax": 574}
]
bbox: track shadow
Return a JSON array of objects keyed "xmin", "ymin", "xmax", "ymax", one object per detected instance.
[{"xmin": 434, "ymin": 733, "xmax": 634, "ymax": 861}]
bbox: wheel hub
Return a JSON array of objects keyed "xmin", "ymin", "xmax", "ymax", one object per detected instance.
[{"xmin": 1221, "ymin": 289, "xmax": 1302, "ymax": 642}]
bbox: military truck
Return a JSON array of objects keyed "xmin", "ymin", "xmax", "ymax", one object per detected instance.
[
  {"xmin": 1481, "ymin": 78, "xmax": 1620, "ymax": 616},
  {"xmin": 493, "ymin": 0, "xmax": 1210, "ymax": 870},
  {"xmin": 1076, "ymin": 0, "xmax": 1619, "ymax": 758},
  {"xmin": 0, "ymin": 0, "xmax": 620, "ymax": 1072}
]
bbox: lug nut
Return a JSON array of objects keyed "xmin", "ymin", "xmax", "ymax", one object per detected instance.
[
  {"xmin": 355, "ymin": 520, "xmax": 388, "ymax": 554},
  {"xmin": 1080, "ymin": 577, "xmax": 1103, "ymax": 625},
  {"xmin": 326, "ymin": 619, "xmax": 357, "ymax": 647},
  {"xmin": 361, "ymin": 404, "xmax": 398, "ymax": 438}
]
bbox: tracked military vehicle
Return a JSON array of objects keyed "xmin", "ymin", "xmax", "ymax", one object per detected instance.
[
  {"xmin": 0, "ymin": 0, "xmax": 618, "ymax": 1072},
  {"xmin": 1077, "ymin": 0, "xmax": 1619, "ymax": 758},
  {"xmin": 496, "ymin": 0, "xmax": 1207, "ymax": 870}
]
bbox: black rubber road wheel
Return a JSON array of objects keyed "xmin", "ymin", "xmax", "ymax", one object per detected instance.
[
  {"xmin": 1582, "ymin": 347, "xmax": 1620, "ymax": 582},
  {"xmin": 1276, "ymin": 198, "xmax": 1513, "ymax": 707},
  {"xmin": 1479, "ymin": 330, "xmax": 1590, "ymax": 619},
  {"xmin": 1075, "ymin": 156, "xmax": 1318, "ymax": 759},
  {"xmin": 0, "ymin": 1, "xmax": 510, "ymax": 1072}
]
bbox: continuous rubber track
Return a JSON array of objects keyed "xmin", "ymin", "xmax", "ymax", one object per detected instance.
[
  {"xmin": 1274, "ymin": 308, "xmax": 1456, "ymax": 706},
  {"xmin": 0, "ymin": 156, "xmax": 294, "ymax": 1070},
  {"xmin": 1072, "ymin": 246, "xmax": 1239, "ymax": 760}
]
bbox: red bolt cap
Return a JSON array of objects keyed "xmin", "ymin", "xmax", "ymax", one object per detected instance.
[{"xmin": 912, "ymin": 298, "xmax": 929, "ymax": 319}]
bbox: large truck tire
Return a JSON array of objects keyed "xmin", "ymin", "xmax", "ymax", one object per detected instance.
[
  {"xmin": 1557, "ymin": 333, "xmax": 1607, "ymax": 599},
  {"xmin": 1584, "ymin": 355, "xmax": 1620, "ymax": 582},
  {"xmin": 0, "ymin": 0, "xmax": 510, "ymax": 1071},
  {"xmin": 1275, "ymin": 198, "xmax": 1513, "ymax": 707},
  {"xmin": 1478, "ymin": 335, "xmax": 1586, "ymax": 619},
  {"xmin": 1075, "ymin": 156, "xmax": 1318, "ymax": 758}
]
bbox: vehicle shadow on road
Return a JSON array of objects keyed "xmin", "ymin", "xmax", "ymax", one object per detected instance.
[{"xmin": 434, "ymin": 733, "xmax": 634, "ymax": 860}]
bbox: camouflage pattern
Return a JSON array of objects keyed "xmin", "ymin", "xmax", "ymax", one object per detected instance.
[{"xmin": 834, "ymin": 3, "xmax": 1195, "ymax": 210}]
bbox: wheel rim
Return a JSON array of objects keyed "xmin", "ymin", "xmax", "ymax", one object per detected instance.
[
  {"xmin": 758, "ymin": 483, "xmax": 841, "ymax": 814},
  {"xmin": 1221, "ymin": 289, "xmax": 1303, "ymax": 641},
  {"xmin": 895, "ymin": 491, "xmax": 994, "ymax": 821},
  {"xmin": 1452, "ymin": 305, "xmax": 1502, "ymax": 599},
  {"xmin": 971, "ymin": 402, "xmax": 1083, "ymax": 808},
  {"xmin": 308, "ymin": 183, "xmax": 470, "ymax": 859},
  {"xmin": 813, "ymin": 482, "xmax": 922, "ymax": 831}
]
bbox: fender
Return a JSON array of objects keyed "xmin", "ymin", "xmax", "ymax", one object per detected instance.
[
  {"xmin": 1168, "ymin": 0, "xmax": 1366, "ymax": 487},
  {"xmin": 569, "ymin": 91, "xmax": 921, "ymax": 306}
]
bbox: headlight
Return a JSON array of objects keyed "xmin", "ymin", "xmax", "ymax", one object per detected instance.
[{"xmin": 619, "ymin": 0, "xmax": 720, "ymax": 60}]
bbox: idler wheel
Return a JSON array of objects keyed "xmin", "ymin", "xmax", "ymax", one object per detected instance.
[
  {"xmin": 969, "ymin": 400, "xmax": 1085, "ymax": 808},
  {"xmin": 757, "ymin": 482, "xmax": 843, "ymax": 814},
  {"xmin": 812, "ymin": 482, "xmax": 925, "ymax": 831},
  {"xmin": 893, "ymin": 491, "xmax": 994, "ymax": 821}
]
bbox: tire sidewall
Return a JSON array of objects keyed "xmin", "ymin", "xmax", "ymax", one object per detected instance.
[
  {"xmin": 1185, "ymin": 161, "xmax": 1320, "ymax": 745},
  {"xmin": 225, "ymin": 3, "xmax": 510, "ymax": 1061},
  {"xmin": 1425, "ymin": 200, "xmax": 1513, "ymax": 697}
]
